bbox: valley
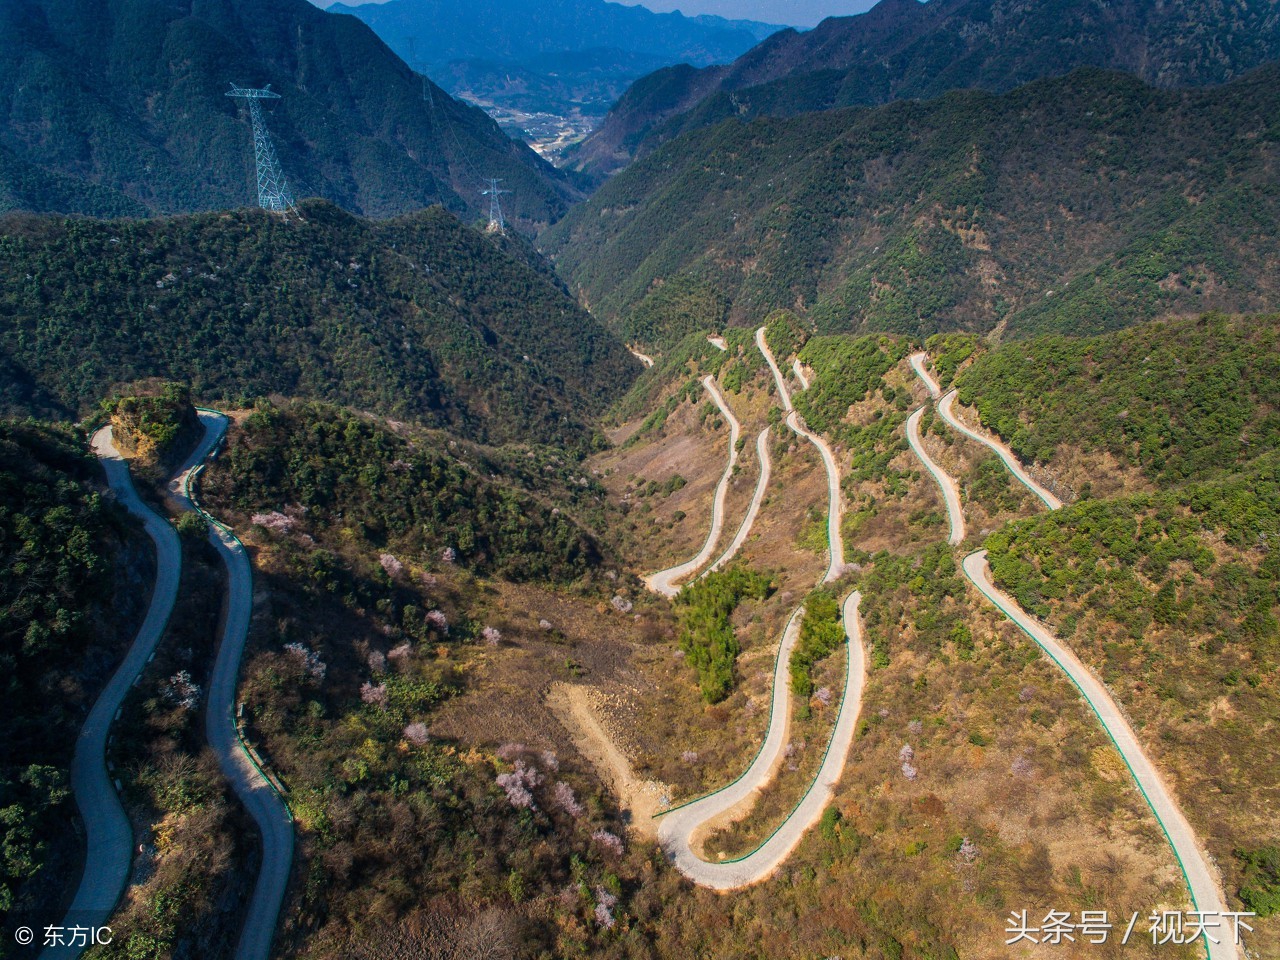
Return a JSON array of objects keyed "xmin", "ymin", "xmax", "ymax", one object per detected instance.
[{"xmin": 2, "ymin": 0, "xmax": 1279, "ymax": 957}]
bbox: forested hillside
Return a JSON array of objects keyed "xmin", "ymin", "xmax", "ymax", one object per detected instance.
[
  {"xmin": 545, "ymin": 65, "xmax": 1280, "ymax": 343},
  {"xmin": 572, "ymin": 0, "xmax": 1280, "ymax": 178},
  {"xmin": 0, "ymin": 201, "xmax": 637, "ymax": 445},
  {"xmin": 0, "ymin": 422, "xmax": 135, "ymax": 927},
  {"xmin": 955, "ymin": 313, "xmax": 1280, "ymax": 486},
  {"xmin": 0, "ymin": 0, "xmax": 576, "ymax": 223}
]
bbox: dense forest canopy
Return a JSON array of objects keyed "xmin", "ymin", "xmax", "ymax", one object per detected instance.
[{"xmin": 0, "ymin": 201, "xmax": 638, "ymax": 446}]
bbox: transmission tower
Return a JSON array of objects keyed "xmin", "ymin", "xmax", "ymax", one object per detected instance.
[
  {"xmin": 405, "ymin": 36, "xmax": 432, "ymax": 104},
  {"xmin": 226, "ymin": 83, "xmax": 297, "ymax": 214},
  {"xmin": 481, "ymin": 178, "xmax": 511, "ymax": 234}
]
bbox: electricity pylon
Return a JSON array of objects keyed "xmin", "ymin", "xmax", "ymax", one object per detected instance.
[
  {"xmin": 226, "ymin": 83, "xmax": 297, "ymax": 214},
  {"xmin": 405, "ymin": 36, "xmax": 433, "ymax": 104},
  {"xmin": 481, "ymin": 178, "xmax": 511, "ymax": 234}
]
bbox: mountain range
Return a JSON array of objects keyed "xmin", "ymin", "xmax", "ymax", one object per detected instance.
[
  {"xmin": 326, "ymin": 0, "xmax": 782, "ymax": 149},
  {"xmin": 544, "ymin": 63, "xmax": 1280, "ymax": 343},
  {"xmin": 571, "ymin": 0, "xmax": 1280, "ymax": 178},
  {"xmin": 0, "ymin": 0, "xmax": 578, "ymax": 223}
]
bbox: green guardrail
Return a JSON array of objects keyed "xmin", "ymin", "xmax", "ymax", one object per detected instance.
[
  {"xmin": 717, "ymin": 593, "xmax": 857, "ymax": 866},
  {"xmin": 188, "ymin": 407, "xmax": 295, "ymax": 826},
  {"xmin": 653, "ymin": 593, "xmax": 861, "ymax": 870},
  {"xmin": 652, "ymin": 605, "xmax": 803, "ymax": 820},
  {"xmin": 966, "ymin": 551, "xmax": 1212, "ymax": 960}
]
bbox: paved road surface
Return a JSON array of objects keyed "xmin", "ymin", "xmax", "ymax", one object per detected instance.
[
  {"xmin": 937, "ymin": 389, "xmax": 1063, "ymax": 510},
  {"xmin": 629, "ymin": 348, "xmax": 654, "ymax": 368},
  {"xmin": 176, "ymin": 411, "xmax": 294, "ymax": 960},
  {"xmin": 707, "ymin": 335, "xmax": 728, "ymax": 352},
  {"xmin": 964, "ymin": 552, "xmax": 1237, "ymax": 960},
  {"xmin": 705, "ymin": 428, "xmax": 772, "ymax": 575},
  {"xmin": 643, "ymin": 377, "xmax": 741, "ymax": 597},
  {"xmin": 656, "ymin": 592, "xmax": 866, "ymax": 889},
  {"xmin": 41, "ymin": 428, "xmax": 203, "ymax": 959},
  {"xmin": 791, "ymin": 358, "xmax": 810, "ymax": 391},
  {"xmin": 756, "ymin": 327, "xmax": 844, "ymax": 582},
  {"xmin": 908, "ymin": 351, "xmax": 942, "ymax": 400},
  {"xmin": 905, "ymin": 406, "xmax": 966, "ymax": 545}
]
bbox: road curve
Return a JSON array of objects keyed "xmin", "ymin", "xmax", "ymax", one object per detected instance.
[
  {"xmin": 657, "ymin": 592, "xmax": 867, "ymax": 889},
  {"xmin": 41, "ymin": 428, "xmax": 203, "ymax": 959},
  {"xmin": 707, "ymin": 335, "xmax": 728, "ymax": 352},
  {"xmin": 908, "ymin": 351, "xmax": 942, "ymax": 400},
  {"xmin": 905, "ymin": 407, "xmax": 965, "ymax": 546},
  {"xmin": 964, "ymin": 552, "xmax": 1236, "ymax": 960},
  {"xmin": 705, "ymin": 428, "xmax": 772, "ymax": 575},
  {"xmin": 937, "ymin": 389, "xmax": 1063, "ymax": 510},
  {"xmin": 791, "ymin": 358, "xmax": 810, "ymax": 391},
  {"xmin": 176, "ymin": 410, "xmax": 294, "ymax": 960},
  {"xmin": 629, "ymin": 347, "xmax": 654, "ymax": 368},
  {"xmin": 756, "ymin": 327, "xmax": 844, "ymax": 582},
  {"xmin": 643, "ymin": 377, "xmax": 742, "ymax": 598}
]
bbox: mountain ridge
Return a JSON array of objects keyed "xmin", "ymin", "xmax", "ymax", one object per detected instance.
[
  {"xmin": 0, "ymin": 0, "xmax": 578, "ymax": 223},
  {"xmin": 0, "ymin": 200, "xmax": 638, "ymax": 444},
  {"xmin": 544, "ymin": 63, "xmax": 1280, "ymax": 343},
  {"xmin": 570, "ymin": 0, "xmax": 1280, "ymax": 178}
]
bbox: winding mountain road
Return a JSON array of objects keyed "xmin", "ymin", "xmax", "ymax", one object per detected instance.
[
  {"xmin": 656, "ymin": 592, "xmax": 866, "ymax": 889},
  {"xmin": 177, "ymin": 411, "xmax": 293, "ymax": 960},
  {"xmin": 791, "ymin": 358, "xmax": 810, "ymax": 391},
  {"xmin": 911, "ymin": 352, "xmax": 1231, "ymax": 960},
  {"xmin": 756, "ymin": 327, "xmax": 844, "ymax": 582},
  {"xmin": 647, "ymin": 330, "xmax": 859, "ymax": 890},
  {"xmin": 643, "ymin": 377, "xmax": 742, "ymax": 598},
  {"xmin": 50, "ymin": 414, "xmax": 290, "ymax": 960},
  {"xmin": 705, "ymin": 428, "xmax": 772, "ymax": 575},
  {"xmin": 41, "ymin": 429, "xmax": 195, "ymax": 959},
  {"xmin": 908, "ymin": 351, "xmax": 942, "ymax": 400},
  {"xmin": 937, "ymin": 389, "xmax": 1063, "ymax": 509},
  {"xmin": 629, "ymin": 347, "xmax": 654, "ymax": 368},
  {"xmin": 905, "ymin": 406, "xmax": 966, "ymax": 545},
  {"xmin": 964, "ymin": 552, "xmax": 1236, "ymax": 960}
]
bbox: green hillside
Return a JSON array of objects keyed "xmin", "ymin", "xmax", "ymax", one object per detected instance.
[
  {"xmin": 572, "ymin": 0, "xmax": 1280, "ymax": 178},
  {"xmin": 0, "ymin": 0, "xmax": 576, "ymax": 224},
  {"xmin": 545, "ymin": 65, "xmax": 1280, "ymax": 344},
  {"xmin": 0, "ymin": 201, "xmax": 638, "ymax": 445},
  {"xmin": 955, "ymin": 313, "xmax": 1280, "ymax": 486},
  {"xmin": 0, "ymin": 422, "xmax": 121, "ymax": 921}
]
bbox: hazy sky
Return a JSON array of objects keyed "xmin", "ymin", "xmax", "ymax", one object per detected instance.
[{"xmin": 613, "ymin": 0, "xmax": 876, "ymax": 28}]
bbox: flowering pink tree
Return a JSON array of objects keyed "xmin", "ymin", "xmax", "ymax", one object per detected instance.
[
  {"xmin": 403, "ymin": 722, "xmax": 429, "ymax": 746},
  {"xmin": 480, "ymin": 626, "xmax": 501, "ymax": 647},
  {"xmin": 591, "ymin": 829, "xmax": 623, "ymax": 856},
  {"xmin": 251, "ymin": 511, "xmax": 294, "ymax": 535},
  {"xmin": 379, "ymin": 553, "xmax": 404, "ymax": 578},
  {"xmin": 553, "ymin": 781, "xmax": 584, "ymax": 818},
  {"xmin": 361, "ymin": 681, "xmax": 388, "ymax": 710},
  {"xmin": 594, "ymin": 888, "xmax": 618, "ymax": 929},
  {"xmin": 426, "ymin": 609, "xmax": 449, "ymax": 634},
  {"xmin": 162, "ymin": 670, "xmax": 200, "ymax": 709},
  {"xmin": 496, "ymin": 761, "xmax": 542, "ymax": 810},
  {"xmin": 283, "ymin": 642, "xmax": 326, "ymax": 681}
]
